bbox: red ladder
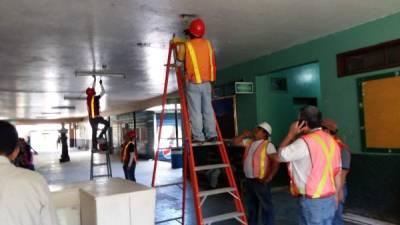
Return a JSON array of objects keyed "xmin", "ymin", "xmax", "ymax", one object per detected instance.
[{"xmin": 151, "ymin": 42, "xmax": 248, "ymax": 225}]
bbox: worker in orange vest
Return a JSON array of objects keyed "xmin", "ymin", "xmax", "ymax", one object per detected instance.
[
  {"xmin": 321, "ymin": 119, "xmax": 351, "ymax": 225},
  {"xmin": 120, "ymin": 130, "xmax": 138, "ymax": 182},
  {"xmin": 279, "ymin": 106, "xmax": 342, "ymax": 225},
  {"xmin": 233, "ymin": 122, "xmax": 280, "ymax": 225},
  {"xmin": 86, "ymin": 75, "xmax": 110, "ymax": 151},
  {"xmin": 172, "ymin": 18, "xmax": 217, "ymax": 143}
]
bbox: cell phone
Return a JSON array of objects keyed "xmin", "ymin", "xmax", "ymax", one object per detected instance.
[{"xmin": 298, "ymin": 119, "xmax": 306, "ymax": 128}]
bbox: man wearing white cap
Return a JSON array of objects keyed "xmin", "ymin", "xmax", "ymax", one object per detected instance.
[{"xmin": 233, "ymin": 122, "xmax": 280, "ymax": 225}]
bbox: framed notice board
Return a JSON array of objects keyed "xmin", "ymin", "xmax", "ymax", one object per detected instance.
[{"xmin": 358, "ymin": 72, "xmax": 400, "ymax": 153}]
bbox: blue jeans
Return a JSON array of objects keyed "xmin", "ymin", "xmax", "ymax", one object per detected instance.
[
  {"xmin": 333, "ymin": 185, "xmax": 347, "ymax": 225},
  {"xmin": 298, "ymin": 195, "xmax": 336, "ymax": 225},
  {"xmin": 245, "ymin": 179, "xmax": 275, "ymax": 225},
  {"xmin": 123, "ymin": 163, "xmax": 136, "ymax": 182},
  {"xmin": 186, "ymin": 82, "xmax": 217, "ymax": 141}
]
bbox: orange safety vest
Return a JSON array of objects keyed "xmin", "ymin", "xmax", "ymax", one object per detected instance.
[
  {"xmin": 86, "ymin": 95, "xmax": 100, "ymax": 119},
  {"xmin": 288, "ymin": 130, "xmax": 341, "ymax": 198},
  {"xmin": 185, "ymin": 38, "xmax": 216, "ymax": 84},
  {"xmin": 120, "ymin": 141, "xmax": 137, "ymax": 164},
  {"xmin": 243, "ymin": 140, "xmax": 271, "ymax": 179}
]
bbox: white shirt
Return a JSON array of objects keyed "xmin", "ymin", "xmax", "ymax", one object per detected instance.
[
  {"xmin": 243, "ymin": 139, "xmax": 277, "ymax": 179},
  {"xmin": 0, "ymin": 156, "xmax": 59, "ymax": 225},
  {"xmin": 279, "ymin": 138, "xmax": 311, "ymax": 192}
]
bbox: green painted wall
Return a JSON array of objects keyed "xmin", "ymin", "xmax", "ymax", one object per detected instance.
[
  {"xmin": 218, "ymin": 12, "xmax": 400, "ymax": 153},
  {"xmin": 256, "ymin": 63, "xmax": 321, "ymax": 146}
]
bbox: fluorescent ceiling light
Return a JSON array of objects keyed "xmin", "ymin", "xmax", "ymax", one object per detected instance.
[
  {"xmin": 64, "ymin": 96, "xmax": 86, "ymax": 100},
  {"xmin": 75, "ymin": 70, "xmax": 126, "ymax": 78},
  {"xmin": 52, "ymin": 106, "xmax": 76, "ymax": 110},
  {"xmin": 146, "ymin": 104, "xmax": 181, "ymax": 112},
  {"xmin": 41, "ymin": 112, "xmax": 61, "ymax": 115}
]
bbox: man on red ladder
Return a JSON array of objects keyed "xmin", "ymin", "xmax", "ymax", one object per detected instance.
[
  {"xmin": 172, "ymin": 18, "xmax": 217, "ymax": 143},
  {"xmin": 86, "ymin": 75, "xmax": 110, "ymax": 151},
  {"xmin": 120, "ymin": 130, "xmax": 138, "ymax": 182}
]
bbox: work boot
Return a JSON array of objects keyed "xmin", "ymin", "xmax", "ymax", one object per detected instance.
[{"xmin": 206, "ymin": 137, "xmax": 218, "ymax": 142}]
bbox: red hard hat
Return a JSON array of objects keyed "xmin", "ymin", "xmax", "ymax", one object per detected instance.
[
  {"xmin": 127, "ymin": 130, "xmax": 136, "ymax": 138},
  {"xmin": 86, "ymin": 88, "xmax": 95, "ymax": 96},
  {"xmin": 188, "ymin": 18, "xmax": 205, "ymax": 38}
]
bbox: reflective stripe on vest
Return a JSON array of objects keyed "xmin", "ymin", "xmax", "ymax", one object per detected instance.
[
  {"xmin": 206, "ymin": 41, "xmax": 215, "ymax": 82},
  {"xmin": 90, "ymin": 96, "xmax": 96, "ymax": 118},
  {"xmin": 122, "ymin": 141, "xmax": 135, "ymax": 163},
  {"xmin": 243, "ymin": 140, "xmax": 270, "ymax": 179},
  {"xmin": 288, "ymin": 130, "xmax": 339, "ymax": 198},
  {"xmin": 185, "ymin": 42, "xmax": 202, "ymax": 84},
  {"xmin": 308, "ymin": 133, "xmax": 336, "ymax": 198}
]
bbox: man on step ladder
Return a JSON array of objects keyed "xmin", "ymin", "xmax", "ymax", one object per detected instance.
[
  {"xmin": 172, "ymin": 18, "xmax": 217, "ymax": 143},
  {"xmin": 86, "ymin": 75, "xmax": 110, "ymax": 151}
]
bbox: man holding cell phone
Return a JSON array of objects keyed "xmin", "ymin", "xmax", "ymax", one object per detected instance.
[{"xmin": 278, "ymin": 106, "xmax": 342, "ymax": 225}]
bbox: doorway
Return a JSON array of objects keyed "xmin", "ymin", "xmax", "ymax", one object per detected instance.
[{"xmin": 256, "ymin": 62, "xmax": 321, "ymax": 144}]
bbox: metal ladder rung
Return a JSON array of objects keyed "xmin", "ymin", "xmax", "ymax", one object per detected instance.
[
  {"xmin": 195, "ymin": 164, "xmax": 228, "ymax": 171},
  {"xmin": 198, "ymin": 187, "xmax": 235, "ymax": 197},
  {"xmin": 92, "ymin": 174, "xmax": 110, "ymax": 178},
  {"xmin": 192, "ymin": 141, "xmax": 222, "ymax": 147},
  {"xmin": 92, "ymin": 162, "xmax": 108, "ymax": 166},
  {"xmin": 203, "ymin": 212, "xmax": 244, "ymax": 224}
]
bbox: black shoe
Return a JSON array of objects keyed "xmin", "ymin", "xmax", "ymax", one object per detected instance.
[{"xmin": 206, "ymin": 137, "xmax": 218, "ymax": 142}]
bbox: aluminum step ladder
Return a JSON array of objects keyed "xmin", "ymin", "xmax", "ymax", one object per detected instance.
[
  {"xmin": 90, "ymin": 128, "xmax": 112, "ymax": 180},
  {"xmin": 151, "ymin": 41, "xmax": 248, "ymax": 225}
]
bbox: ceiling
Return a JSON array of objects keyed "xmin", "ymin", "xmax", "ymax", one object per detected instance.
[{"xmin": 1, "ymin": 0, "xmax": 400, "ymax": 120}]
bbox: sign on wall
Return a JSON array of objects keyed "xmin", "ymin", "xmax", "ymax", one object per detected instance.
[{"xmin": 235, "ymin": 82, "xmax": 253, "ymax": 94}]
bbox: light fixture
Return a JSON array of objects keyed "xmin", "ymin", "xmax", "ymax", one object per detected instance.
[
  {"xmin": 41, "ymin": 112, "xmax": 61, "ymax": 115},
  {"xmin": 136, "ymin": 42, "xmax": 152, "ymax": 48},
  {"xmin": 75, "ymin": 70, "xmax": 126, "ymax": 78},
  {"xmin": 64, "ymin": 96, "xmax": 86, "ymax": 100},
  {"xmin": 179, "ymin": 13, "xmax": 198, "ymax": 18},
  {"xmin": 52, "ymin": 106, "xmax": 76, "ymax": 110}
]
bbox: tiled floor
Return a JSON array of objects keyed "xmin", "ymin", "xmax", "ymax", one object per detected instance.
[{"xmin": 35, "ymin": 148, "xmax": 356, "ymax": 225}]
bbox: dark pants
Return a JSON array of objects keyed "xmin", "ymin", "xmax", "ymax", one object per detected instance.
[
  {"xmin": 123, "ymin": 162, "xmax": 136, "ymax": 182},
  {"xmin": 333, "ymin": 185, "xmax": 348, "ymax": 225},
  {"xmin": 245, "ymin": 178, "xmax": 275, "ymax": 225},
  {"xmin": 89, "ymin": 117, "xmax": 110, "ymax": 149}
]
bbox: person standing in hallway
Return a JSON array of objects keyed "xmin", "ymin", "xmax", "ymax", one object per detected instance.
[
  {"xmin": 233, "ymin": 122, "xmax": 280, "ymax": 225},
  {"xmin": 172, "ymin": 18, "xmax": 217, "ymax": 143},
  {"xmin": 120, "ymin": 130, "xmax": 138, "ymax": 182},
  {"xmin": 0, "ymin": 121, "xmax": 58, "ymax": 225},
  {"xmin": 86, "ymin": 75, "xmax": 110, "ymax": 151},
  {"xmin": 279, "ymin": 106, "xmax": 342, "ymax": 225},
  {"xmin": 59, "ymin": 123, "xmax": 70, "ymax": 163},
  {"xmin": 321, "ymin": 119, "xmax": 351, "ymax": 225}
]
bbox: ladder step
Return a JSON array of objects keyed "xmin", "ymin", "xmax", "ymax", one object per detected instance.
[
  {"xmin": 195, "ymin": 164, "xmax": 228, "ymax": 171},
  {"xmin": 92, "ymin": 174, "xmax": 110, "ymax": 178},
  {"xmin": 192, "ymin": 141, "xmax": 222, "ymax": 147},
  {"xmin": 92, "ymin": 162, "xmax": 108, "ymax": 166},
  {"xmin": 203, "ymin": 212, "xmax": 244, "ymax": 224},
  {"xmin": 198, "ymin": 187, "xmax": 235, "ymax": 197}
]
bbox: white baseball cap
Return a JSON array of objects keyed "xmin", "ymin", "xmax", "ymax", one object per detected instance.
[{"xmin": 258, "ymin": 122, "xmax": 272, "ymax": 135}]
